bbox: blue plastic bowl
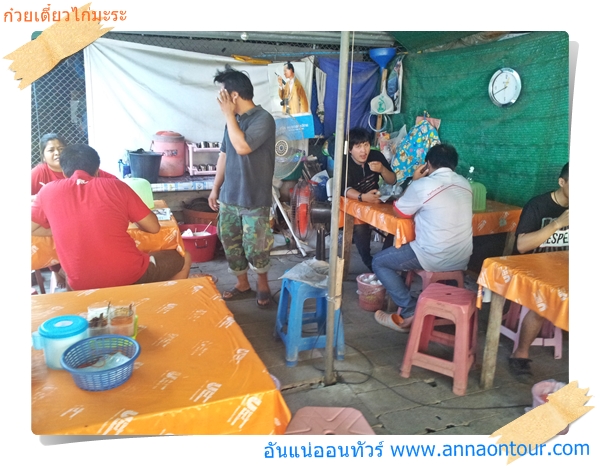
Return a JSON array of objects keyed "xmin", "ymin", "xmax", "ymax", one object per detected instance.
[{"xmin": 61, "ymin": 335, "xmax": 140, "ymax": 391}]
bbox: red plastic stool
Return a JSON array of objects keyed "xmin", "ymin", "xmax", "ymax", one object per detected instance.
[
  {"xmin": 400, "ymin": 282, "xmax": 478, "ymax": 396},
  {"xmin": 284, "ymin": 407, "xmax": 375, "ymax": 435},
  {"xmin": 401, "ymin": 270, "xmax": 465, "ymax": 327},
  {"xmin": 405, "ymin": 269, "xmax": 465, "ymax": 290},
  {"xmin": 500, "ymin": 302, "xmax": 563, "ymax": 359}
]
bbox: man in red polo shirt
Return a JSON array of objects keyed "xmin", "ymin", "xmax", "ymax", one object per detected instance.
[{"xmin": 31, "ymin": 144, "xmax": 191, "ymax": 290}]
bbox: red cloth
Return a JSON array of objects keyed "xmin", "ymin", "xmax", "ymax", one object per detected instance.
[
  {"xmin": 31, "ymin": 170, "xmax": 152, "ymax": 290},
  {"xmin": 31, "ymin": 163, "xmax": 117, "ymax": 195}
]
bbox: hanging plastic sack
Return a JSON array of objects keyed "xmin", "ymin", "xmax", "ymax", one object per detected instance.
[
  {"xmin": 386, "ymin": 125, "xmax": 408, "ymax": 159},
  {"xmin": 415, "ymin": 110, "xmax": 441, "ymax": 131},
  {"xmin": 390, "ymin": 115, "xmax": 440, "ymax": 184},
  {"xmin": 527, "ymin": 379, "xmax": 569, "ymax": 435}
]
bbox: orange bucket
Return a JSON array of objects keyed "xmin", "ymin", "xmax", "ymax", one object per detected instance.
[{"xmin": 153, "ymin": 131, "xmax": 186, "ymax": 177}]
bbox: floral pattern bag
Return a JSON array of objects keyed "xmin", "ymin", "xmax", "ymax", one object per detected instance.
[{"xmin": 391, "ymin": 113, "xmax": 440, "ymax": 183}]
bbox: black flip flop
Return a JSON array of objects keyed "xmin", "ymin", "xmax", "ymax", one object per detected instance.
[
  {"xmin": 222, "ymin": 287, "xmax": 254, "ymax": 301},
  {"xmin": 256, "ymin": 290, "xmax": 275, "ymax": 309}
]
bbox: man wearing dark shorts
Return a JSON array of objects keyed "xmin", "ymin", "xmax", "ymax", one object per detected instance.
[
  {"xmin": 209, "ymin": 65, "xmax": 276, "ymax": 308},
  {"xmin": 31, "ymin": 144, "xmax": 191, "ymax": 290}
]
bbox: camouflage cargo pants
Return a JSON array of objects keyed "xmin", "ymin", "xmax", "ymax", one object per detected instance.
[{"xmin": 218, "ymin": 203, "xmax": 274, "ymax": 275}]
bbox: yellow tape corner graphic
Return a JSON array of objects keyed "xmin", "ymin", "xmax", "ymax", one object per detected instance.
[
  {"xmin": 3, "ymin": 3, "xmax": 112, "ymax": 90},
  {"xmin": 490, "ymin": 381, "xmax": 594, "ymax": 464}
]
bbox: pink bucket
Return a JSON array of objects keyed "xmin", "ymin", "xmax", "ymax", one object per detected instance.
[
  {"xmin": 530, "ymin": 379, "xmax": 569, "ymax": 435},
  {"xmin": 153, "ymin": 131, "xmax": 186, "ymax": 177},
  {"xmin": 356, "ymin": 273, "xmax": 387, "ymax": 312}
]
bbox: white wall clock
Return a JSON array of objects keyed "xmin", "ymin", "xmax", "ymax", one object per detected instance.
[{"xmin": 488, "ymin": 68, "xmax": 522, "ymax": 107}]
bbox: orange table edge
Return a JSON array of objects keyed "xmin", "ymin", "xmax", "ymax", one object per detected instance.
[
  {"xmin": 476, "ymin": 251, "xmax": 568, "ymax": 389},
  {"xmin": 339, "ymin": 197, "xmax": 522, "ymax": 279},
  {"xmin": 31, "ymin": 199, "xmax": 186, "ymax": 272},
  {"xmin": 31, "ymin": 277, "xmax": 291, "ymax": 435}
]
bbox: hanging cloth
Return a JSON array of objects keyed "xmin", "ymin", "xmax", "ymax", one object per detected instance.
[{"xmin": 315, "ymin": 66, "xmax": 327, "ymax": 123}]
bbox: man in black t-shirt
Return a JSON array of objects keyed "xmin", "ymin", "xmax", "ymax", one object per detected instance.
[
  {"xmin": 508, "ymin": 162, "xmax": 569, "ymax": 383},
  {"xmin": 341, "ymin": 127, "xmax": 397, "ymax": 271}
]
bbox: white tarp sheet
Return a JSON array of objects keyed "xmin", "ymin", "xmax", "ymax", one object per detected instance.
[{"xmin": 84, "ymin": 38, "xmax": 313, "ymax": 176}]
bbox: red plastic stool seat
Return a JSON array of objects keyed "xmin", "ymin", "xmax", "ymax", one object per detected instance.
[
  {"xmin": 400, "ymin": 282, "xmax": 478, "ymax": 396},
  {"xmin": 284, "ymin": 407, "xmax": 375, "ymax": 435},
  {"xmin": 405, "ymin": 269, "xmax": 465, "ymax": 290},
  {"xmin": 500, "ymin": 302, "xmax": 563, "ymax": 359},
  {"xmin": 400, "ymin": 270, "xmax": 465, "ymax": 327}
]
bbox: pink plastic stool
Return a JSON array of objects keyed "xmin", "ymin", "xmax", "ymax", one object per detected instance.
[
  {"xmin": 400, "ymin": 282, "xmax": 478, "ymax": 396},
  {"xmin": 284, "ymin": 407, "xmax": 375, "ymax": 435},
  {"xmin": 401, "ymin": 270, "xmax": 465, "ymax": 327},
  {"xmin": 405, "ymin": 269, "xmax": 465, "ymax": 290},
  {"xmin": 500, "ymin": 302, "xmax": 563, "ymax": 359}
]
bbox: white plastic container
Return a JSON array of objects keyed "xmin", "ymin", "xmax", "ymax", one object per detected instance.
[{"xmin": 32, "ymin": 315, "xmax": 88, "ymax": 370}]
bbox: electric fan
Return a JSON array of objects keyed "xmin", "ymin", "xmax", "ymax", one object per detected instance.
[
  {"xmin": 290, "ymin": 179, "xmax": 312, "ymax": 241},
  {"xmin": 289, "ymin": 179, "xmax": 332, "ymax": 261},
  {"xmin": 272, "ymin": 113, "xmax": 306, "ymax": 186},
  {"xmin": 271, "ymin": 113, "xmax": 309, "ymax": 256}
]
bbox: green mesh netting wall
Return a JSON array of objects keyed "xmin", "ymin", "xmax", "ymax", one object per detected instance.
[{"xmin": 392, "ymin": 32, "xmax": 569, "ymax": 207}]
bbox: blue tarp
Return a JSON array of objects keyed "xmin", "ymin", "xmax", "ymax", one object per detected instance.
[{"xmin": 318, "ymin": 58, "xmax": 380, "ymax": 139}]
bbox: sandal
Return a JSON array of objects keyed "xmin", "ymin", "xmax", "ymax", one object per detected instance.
[
  {"xmin": 256, "ymin": 290, "xmax": 275, "ymax": 309},
  {"xmin": 374, "ymin": 310, "xmax": 412, "ymax": 333},
  {"xmin": 222, "ymin": 287, "xmax": 254, "ymax": 301},
  {"xmin": 508, "ymin": 357, "xmax": 534, "ymax": 384}
]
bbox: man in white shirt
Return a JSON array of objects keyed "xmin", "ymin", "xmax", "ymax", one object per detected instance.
[{"xmin": 373, "ymin": 144, "xmax": 473, "ymax": 332}]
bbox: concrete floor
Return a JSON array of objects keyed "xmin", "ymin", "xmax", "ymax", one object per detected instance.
[{"xmin": 33, "ymin": 239, "xmax": 569, "ymax": 436}]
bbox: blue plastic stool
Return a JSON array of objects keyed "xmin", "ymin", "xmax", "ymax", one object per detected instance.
[{"xmin": 275, "ymin": 278, "xmax": 345, "ymax": 367}]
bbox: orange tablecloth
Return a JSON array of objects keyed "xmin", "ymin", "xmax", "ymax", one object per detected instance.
[
  {"xmin": 477, "ymin": 251, "xmax": 569, "ymax": 331},
  {"xmin": 476, "ymin": 251, "xmax": 568, "ymax": 389},
  {"xmin": 31, "ymin": 276, "xmax": 291, "ymax": 435},
  {"xmin": 31, "ymin": 200, "xmax": 186, "ymax": 271},
  {"xmin": 340, "ymin": 198, "xmax": 522, "ymax": 248}
]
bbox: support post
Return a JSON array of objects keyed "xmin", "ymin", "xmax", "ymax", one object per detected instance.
[{"xmin": 324, "ymin": 31, "xmax": 350, "ymax": 386}]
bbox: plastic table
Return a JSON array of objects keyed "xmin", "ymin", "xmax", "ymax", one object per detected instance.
[
  {"xmin": 31, "ymin": 276, "xmax": 291, "ymax": 435},
  {"xmin": 339, "ymin": 197, "xmax": 522, "ymax": 279},
  {"xmin": 476, "ymin": 251, "xmax": 569, "ymax": 389}
]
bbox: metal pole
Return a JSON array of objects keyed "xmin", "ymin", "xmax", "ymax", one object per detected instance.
[{"xmin": 324, "ymin": 31, "xmax": 350, "ymax": 386}]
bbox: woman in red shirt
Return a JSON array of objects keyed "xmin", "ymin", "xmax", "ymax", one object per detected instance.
[
  {"xmin": 32, "ymin": 133, "xmax": 116, "ymax": 196},
  {"xmin": 31, "ymin": 134, "xmax": 68, "ymax": 195}
]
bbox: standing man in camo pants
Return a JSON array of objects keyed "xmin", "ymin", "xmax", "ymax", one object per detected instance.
[{"xmin": 209, "ymin": 65, "xmax": 276, "ymax": 308}]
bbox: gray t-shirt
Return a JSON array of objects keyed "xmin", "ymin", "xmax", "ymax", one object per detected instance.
[{"xmin": 219, "ymin": 105, "xmax": 276, "ymax": 208}]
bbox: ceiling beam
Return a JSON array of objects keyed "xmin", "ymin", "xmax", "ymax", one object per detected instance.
[{"xmin": 115, "ymin": 31, "xmax": 397, "ymax": 48}]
